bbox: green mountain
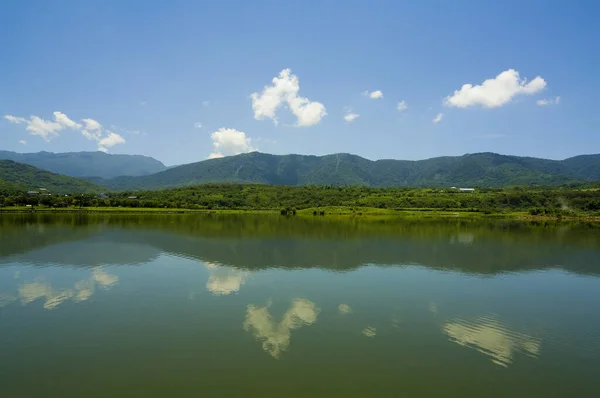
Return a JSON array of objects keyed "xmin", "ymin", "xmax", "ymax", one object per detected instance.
[
  {"xmin": 0, "ymin": 160, "xmax": 101, "ymax": 194},
  {"xmin": 90, "ymin": 152, "xmax": 600, "ymax": 190},
  {"xmin": 0, "ymin": 150, "xmax": 167, "ymax": 179}
]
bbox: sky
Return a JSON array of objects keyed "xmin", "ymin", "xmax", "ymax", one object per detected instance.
[{"xmin": 1, "ymin": 0, "xmax": 599, "ymax": 166}]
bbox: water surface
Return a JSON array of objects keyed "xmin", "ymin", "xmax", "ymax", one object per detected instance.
[{"xmin": 1, "ymin": 214, "xmax": 599, "ymax": 397}]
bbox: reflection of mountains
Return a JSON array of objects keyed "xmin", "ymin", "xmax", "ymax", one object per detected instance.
[
  {"xmin": 1, "ymin": 234, "xmax": 161, "ymax": 267},
  {"xmin": 1, "ymin": 214, "xmax": 599, "ymax": 275}
]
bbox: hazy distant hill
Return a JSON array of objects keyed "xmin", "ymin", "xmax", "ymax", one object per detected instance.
[
  {"xmin": 0, "ymin": 160, "xmax": 101, "ymax": 194},
  {"xmin": 0, "ymin": 151, "xmax": 167, "ymax": 179},
  {"xmin": 89, "ymin": 152, "xmax": 600, "ymax": 190}
]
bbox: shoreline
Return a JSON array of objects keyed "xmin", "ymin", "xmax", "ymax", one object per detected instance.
[{"xmin": 1, "ymin": 206, "xmax": 599, "ymax": 222}]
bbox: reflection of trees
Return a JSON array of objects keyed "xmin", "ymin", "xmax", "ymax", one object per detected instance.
[
  {"xmin": 2, "ymin": 214, "xmax": 600, "ymax": 276},
  {"xmin": 244, "ymin": 299, "xmax": 320, "ymax": 358},
  {"xmin": 442, "ymin": 315, "xmax": 541, "ymax": 367}
]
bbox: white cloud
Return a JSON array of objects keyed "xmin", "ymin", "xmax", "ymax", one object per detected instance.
[
  {"xmin": 19, "ymin": 140, "xmax": 27, "ymax": 145},
  {"xmin": 81, "ymin": 118, "xmax": 102, "ymax": 131},
  {"xmin": 194, "ymin": 122, "xmax": 203, "ymax": 129},
  {"xmin": 444, "ymin": 69, "xmax": 547, "ymax": 108},
  {"xmin": 433, "ymin": 113, "xmax": 444, "ymax": 124},
  {"xmin": 81, "ymin": 118, "xmax": 104, "ymax": 142},
  {"xmin": 202, "ymin": 100, "xmax": 210, "ymax": 107},
  {"xmin": 4, "ymin": 115, "xmax": 26, "ymax": 124},
  {"xmin": 397, "ymin": 100, "xmax": 408, "ymax": 112},
  {"xmin": 209, "ymin": 127, "xmax": 256, "ymax": 159},
  {"xmin": 536, "ymin": 96, "xmax": 560, "ymax": 106},
  {"xmin": 54, "ymin": 111, "xmax": 81, "ymax": 130},
  {"xmin": 343, "ymin": 111, "xmax": 360, "ymax": 123},
  {"xmin": 25, "ymin": 116, "xmax": 63, "ymax": 141},
  {"xmin": 98, "ymin": 132, "xmax": 125, "ymax": 152},
  {"xmin": 251, "ymin": 68, "xmax": 327, "ymax": 127},
  {"xmin": 363, "ymin": 90, "xmax": 383, "ymax": 99},
  {"xmin": 4, "ymin": 111, "xmax": 127, "ymax": 151}
]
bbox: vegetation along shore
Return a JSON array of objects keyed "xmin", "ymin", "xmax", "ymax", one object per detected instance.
[{"xmin": 2, "ymin": 183, "xmax": 599, "ymax": 221}]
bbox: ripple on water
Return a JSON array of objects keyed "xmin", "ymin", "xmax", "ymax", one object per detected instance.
[{"xmin": 442, "ymin": 314, "xmax": 541, "ymax": 367}]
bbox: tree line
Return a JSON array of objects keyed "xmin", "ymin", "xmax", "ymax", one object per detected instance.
[{"xmin": 1, "ymin": 184, "xmax": 600, "ymax": 215}]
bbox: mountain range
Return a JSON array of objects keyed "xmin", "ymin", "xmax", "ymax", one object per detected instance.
[
  {"xmin": 1, "ymin": 150, "xmax": 600, "ymax": 191},
  {"xmin": 87, "ymin": 151, "xmax": 600, "ymax": 190},
  {"xmin": 0, "ymin": 150, "xmax": 166, "ymax": 178}
]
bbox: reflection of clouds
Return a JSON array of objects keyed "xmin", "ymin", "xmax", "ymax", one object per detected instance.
[
  {"xmin": 450, "ymin": 232, "xmax": 475, "ymax": 245},
  {"xmin": 73, "ymin": 279, "xmax": 95, "ymax": 302},
  {"xmin": 204, "ymin": 261, "xmax": 219, "ymax": 270},
  {"xmin": 19, "ymin": 281, "xmax": 52, "ymax": 305},
  {"xmin": 429, "ymin": 301, "xmax": 438, "ymax": 315},
  {"xmin": 338, "ymin": 304, "xmax": 352, "ymax": 314},
  {"xmin": 244, "ymin": 298, "xmax": 320, "ymax": 358},
  {"xmin": 391, "ymin": 315, "xmax": 402, "ymax": 329},
  {"xmin": 43, "ymin": 290, "xmax": 74, "ymax": 310},
  {"xmin": 18, "ymin": 281, "xmax": 75, "ymax": 310},
  {"xmin": 92, "ymin": 270, "xmax": 119, "ymax": 289},
  {"xmin": 204, "ymin": 262, "xmax": 247, "ymax": 296},
  {"xmin": 0, "ymin": 293, "xmax": 16, "ymax": 307},
  {"xmin": 442, "ymin": 315, "xmax": 541, "ymax": 367},
  {"xmin": 13, "ymin": 268, "xmax": 119, "ymax": 311},
  {"xmin": 362, "ymin": 326, "xmax": 377, "ymax": 337},
  {"xmin": 207, "ymin": 270, "xmax": 246, "ymax": 295}
]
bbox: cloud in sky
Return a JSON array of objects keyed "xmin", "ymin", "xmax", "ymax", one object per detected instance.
[
  {"xmin": 444, "ymin": 69, "xmax": 547, "ymax": 108},
  {"xmin": 536, "ymin": 96, "xmax": 560, "ymax": 106},
  {"xmin": 194, "ymin": 122, "xmax": 202, "ymax": 129},
  {"xmin": 3, "ymin": 111, "xmax": 125, "ymax": 151},
  {"xmin": 363, "ymin": 90, "xmax": 383, "ymax": 99},
  {"xmin": 4, "ymin": 115, "xmax": 27, "ymax": 124},
  {"xmin": 19, "ymin": 140, "xmax": 27, "ymax": 145},
  {"xmin": 251, "ymin": 68, "xmax": 327, "ymax": 127},
  {"xmin": 81, "ymin": 118, "xmax": 103, "ymax": 141},
  {"xmin": 397, "ymin": 100, "xmax": 408, "ymax": 112},
  {"xmin": 98, "ymin": 132, "xmax": 126, "ymax": 152},
  {"xmin": 209, "ymin": 127, "xmax": 256, "ymax": 159},
  {"xmin": 343, "ymin": 110, "xmax": 360, "ymax": 123},
  {"xmin": 433, "ymin": 113, "xmax": 444, "ymax": 124},
  {"xmin": 54, "ymin": 111, "xmax": 82, "ymax": 130}
]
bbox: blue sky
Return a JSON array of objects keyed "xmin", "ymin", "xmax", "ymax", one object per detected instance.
[{"xmin": 1, "ymin": 0, "xmax": 598, "ymax": 166}]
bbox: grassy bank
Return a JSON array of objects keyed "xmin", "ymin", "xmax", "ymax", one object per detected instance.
[{"xmin": 2, "ymin": 205, "xmax": 599, "ymax": 222}]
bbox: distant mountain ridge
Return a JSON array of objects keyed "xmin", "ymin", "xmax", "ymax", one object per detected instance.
[
  {"xmin": 88, "ymin": 151, "xmax": 600, "ymax": 190},
  {"xmin": 0, "ymin": 151, "xmax": 167, "ymax": 179}
]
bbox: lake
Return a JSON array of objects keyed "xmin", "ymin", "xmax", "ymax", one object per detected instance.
[{"xmin": 1, "ymin": 214, "xmax": 599, "ymax": 397}]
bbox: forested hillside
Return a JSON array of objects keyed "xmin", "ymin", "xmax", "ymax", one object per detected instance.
[
  {"xmin": 90, "ymin": 152, "xmax": 600, "ymax": 190},
  {"xmin": 0, "ymin": 160, "xmax": 101, "ymax": 194}
]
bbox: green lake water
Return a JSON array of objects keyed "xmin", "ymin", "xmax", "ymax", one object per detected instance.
[{"xmin": 1, "ymin": 214, "xmax": 599, "ymax": 397}]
